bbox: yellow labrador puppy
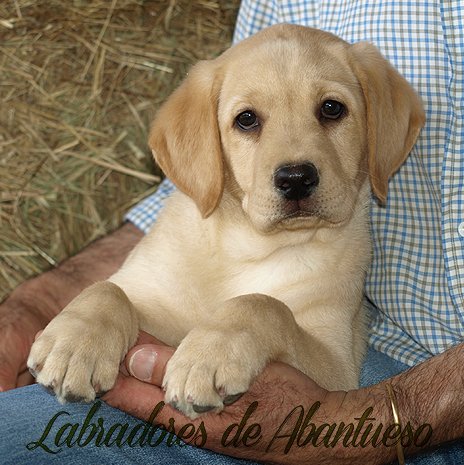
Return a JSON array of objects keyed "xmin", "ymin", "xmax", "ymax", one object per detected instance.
[{"xmin": 28, "ymin": 24, "xmax": 424, "ymax": 418}]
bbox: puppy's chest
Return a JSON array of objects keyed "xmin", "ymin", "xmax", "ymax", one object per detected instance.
[{"xmin": 215, "ymin": 247, "xmax": 331, "ymax": 311}]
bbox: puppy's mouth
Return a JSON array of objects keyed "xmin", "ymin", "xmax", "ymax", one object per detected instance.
[
  {"xmin": 274, "ymin": 198, "xmax": 348, "ymax": 231},
  {"xmin": 280, "ymin": 199, "xmax": 319, "ymax": 220},
  {"xmin": 244, "ymin": 192, "xmax": 348, "ymax": 233}
]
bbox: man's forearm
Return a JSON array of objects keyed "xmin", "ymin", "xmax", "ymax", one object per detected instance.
[
  {"xmin": 345, "ymin": 343, "xmax": 464, "ymax": 464},
  {"xmin": 393, "ymin": 342, "xmax": 464, "ymax": 452},
  {"xmin": 7, "ymin": 222, "xmax": 143, "ymax": 319}
]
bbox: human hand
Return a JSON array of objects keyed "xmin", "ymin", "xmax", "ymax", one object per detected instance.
[
  {"xmin": 104, "ymin": 332, "xmax": 393, "ymax": 465},
  {"xmin": 0, "ymin": 281, "xmax": 54, "ymax": 391}
]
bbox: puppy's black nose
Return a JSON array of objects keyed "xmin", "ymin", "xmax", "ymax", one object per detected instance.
[{"xmin": 274, "ymin": 163, "xmax": 319, "ymax": 200}]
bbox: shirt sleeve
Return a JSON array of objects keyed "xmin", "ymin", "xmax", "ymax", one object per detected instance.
[{"xmin": 124, "ymin": 178, "xmax": 176, "ymax": 234}]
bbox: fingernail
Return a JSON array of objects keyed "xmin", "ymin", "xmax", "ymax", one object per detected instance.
[{"xmin": 129, "ymin": 348, "xmax": 158, "ymax": 382}]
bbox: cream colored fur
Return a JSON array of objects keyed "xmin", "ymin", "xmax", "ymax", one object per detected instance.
[{"xmin": 28, "ymin": 24, "xmax": 424, "ymax": 419}]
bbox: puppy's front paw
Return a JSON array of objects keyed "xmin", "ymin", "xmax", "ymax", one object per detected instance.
[
  {"xmin": 28, "ymin": 314, "xmax": 124, "ymax": 403},
  {"xmin": 28, "ymin": 281, "xmax": 138, "ymax": 403},
  {"xmin": 163, "ymin": 328, "xmax": 266, "ymax": 419}
]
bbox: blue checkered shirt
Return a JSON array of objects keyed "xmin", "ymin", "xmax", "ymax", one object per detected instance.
[{"xmin": 126, "ymin": 0, "xmax": 464, "ymax": 367}]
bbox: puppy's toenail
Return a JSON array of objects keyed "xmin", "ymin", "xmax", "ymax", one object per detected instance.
[
  {"xmin": 65, "ymin": 393, "xmax": 87, "ymax": 403},
  {"xmin": 192, "ymin": 404, "xmax": 215, "ymax": 414},
  {"xmin": 223, "ymin": 393, "xmax": 244, "ymax": 405}
]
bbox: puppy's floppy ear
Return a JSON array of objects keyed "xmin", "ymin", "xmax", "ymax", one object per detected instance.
[
  {"xmin": 349, "ymin": 42, "xmax": 425, "ymax": 203},
  {"xmin": 149, "ymin": 60, "xmax": 223, "ymax": 218}
]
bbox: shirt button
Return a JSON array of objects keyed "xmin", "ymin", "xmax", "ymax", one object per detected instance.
[{"xmin": 459, "ymin": 222, "xmax": 464, "ymax": 237}]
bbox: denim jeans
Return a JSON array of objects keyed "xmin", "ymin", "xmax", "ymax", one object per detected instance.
[{"xmin": 0, "ymin": 347, "xmax": 462, "ymax": 465}]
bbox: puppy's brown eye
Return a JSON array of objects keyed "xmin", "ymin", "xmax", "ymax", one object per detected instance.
[
  {"xmin": 235, "ymin": 111, "xmax": 259, "ymax": 131},
  {"xmin": 320, "ymin": 100, "xmax": 345, "ymax": 120}
]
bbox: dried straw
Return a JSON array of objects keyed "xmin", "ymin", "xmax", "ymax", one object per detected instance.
[{"xmin": 0, "ymin": 0, "xmax": 239, "ymax": 301}]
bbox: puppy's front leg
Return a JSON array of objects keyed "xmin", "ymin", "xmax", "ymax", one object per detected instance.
[
  {"xmin": 163, "ymin": 293, "xmax": 306, "ymax": 419},
  {"xmin": 27, "ymin": 281, "xmax": 138, "ymax": 403}
]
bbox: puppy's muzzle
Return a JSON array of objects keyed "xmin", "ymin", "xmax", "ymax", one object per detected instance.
[{"xmin": 274, "ymin": 163, "xmax": 319, "ymax": 201}]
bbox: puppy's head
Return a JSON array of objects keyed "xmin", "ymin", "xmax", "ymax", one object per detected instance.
[{"xmin": 149, "ymin": 24, "xmax": 425, "ymax": 233}]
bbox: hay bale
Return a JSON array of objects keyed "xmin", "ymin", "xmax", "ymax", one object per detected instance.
[{"xmin": 0, "ymin": 0, "xmax": 239, "ymax": 301}]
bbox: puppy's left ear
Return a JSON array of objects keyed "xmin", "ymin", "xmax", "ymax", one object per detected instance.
[
  {"xmin": 149, "ymin": 60, "xmax": 223, "ymax": 218},
  {"xmin": 349, "ymin": 42, "xmax": 425, "ymax": 203}
]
